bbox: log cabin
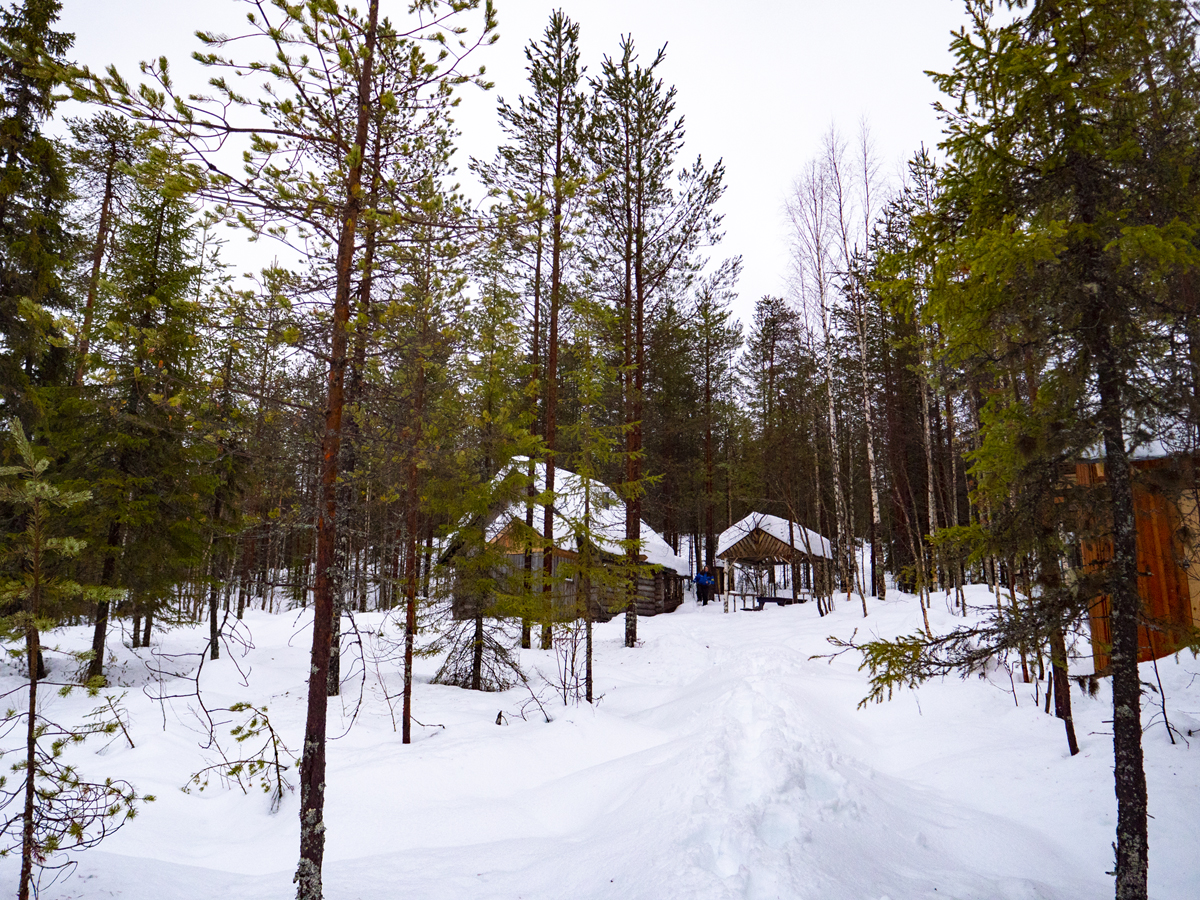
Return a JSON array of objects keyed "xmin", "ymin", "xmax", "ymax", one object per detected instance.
[{"xmin": 446, "ymin": 460, "xmax": 687, "ymax": 622}]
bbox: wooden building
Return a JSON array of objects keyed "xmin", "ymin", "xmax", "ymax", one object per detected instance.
[
  {"xmin": 1076, "ymin": 454, "xmax": 1200, "ymax": 670},
  {"xmin": 448, "ymin": 461, "xmax": 687, "ymax": 622},
  {"xmin": 716, "ymin": 513, "xmax": 833, "ymax": 602}
]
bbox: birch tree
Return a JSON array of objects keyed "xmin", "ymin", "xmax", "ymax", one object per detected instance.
[{"xmin": 787, "ymin": 153, "xmax": 860, "ymax": 607}]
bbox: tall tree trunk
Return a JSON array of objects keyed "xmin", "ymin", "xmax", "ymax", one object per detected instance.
[
  {"xmin": 542, "ymin": 78, "xmax": 570, "ymax": 651},
  {"xmin": 401, "ymin": 459, "xmax": 421, "ymax": 744},
  {"xmin": 329, "ymin": 134, "xmax": 382, "ymax": 693},
  {"xmin": 583, "ymin": 487, "xmax": 594, "ymax": 701},
  {"xmin": 295, "ymin": 5, "xmax": 378, "ymax": 898},
  {"xmin": 617, "ymin": 120, "xmax": 639, "ymax": 649},
  {"xmin": 1048, "ymin": 625, "xmax": 1079, "ymax": 756},
  {"xmin": 704, "ymin": 331, "xmax": 715, "ymax": 569},
  {"xmin": 585, "ymin": 615, "xmax": 593, "ymax": 703},
  {"xmin": 471, "ymin": 612, "xmax": 484, "ymax": 692},
  {"xmin": 86, "ymin": 520, "xmax": 121, "ymax": 684},
  {"xmin": 74, "ymin": 141, "xmax": 118, "ymax": 387},
  {"xmin": 944, "ymin": 386, "xmax": 964, "ymax": 610},
  {"xmin": 919, "ymin": 356, "xmax": 941, "ymax": 592},
  {"xmin": 522, "ymin": 204, "xmax": 544, "ymax": 652},
  {"xmin": 819, "ymin": 297, "xmax": 856, "ymax": 603},
  {"xmin": 541, "ymin": 219, "xmax": 560, "ymax": 651},
  {"xmin": 624, "ymin": 194, "xmax": 647, "ymax": 650},
  {"xmin": 326, "ymin": 598, "xmax": 341, "ymax": 697},
  {"xmin": 18, "ymin": 624, "xmax": 40, "ymax": 900},
  {"xmin": 857, "ymin": 307, "xmax": 882, "ymax": 601},
  {"xmin": 237, "ymin": 531, "xmax": 254, "ymax": 620},
  {"xmin": 811, "ymin": 442, "xmax": 829, "ymax": 616},
  {"xmin": 401, "ymin": 319, "xmax": 428, "ymax": 743},
  {"xmin": 854, "ymin": 133, "xmax": 884, "ymax": 601},
  {"xmin": 208, "ymin": 496, "xmax": 222, "ymax": 660},
  {"xmin": 1095, "ymin": 326, "xmax": 1148, "ymax": 900}
]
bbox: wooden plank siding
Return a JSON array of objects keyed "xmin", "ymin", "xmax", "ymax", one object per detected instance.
[
  {"xmin": 443, "ymin": 468, "xmax": 688, "ymax": 624},
  {"xmin": 450, "ymin": 548, "xmax": 684, "ymax": 623},
  {"xmin": 720, "ymin": 529, "xmax": 797, "ymax": 564},
  {"xmin": 1077, "ymin": 459, "xmax": 1200, "ymax": 670}
]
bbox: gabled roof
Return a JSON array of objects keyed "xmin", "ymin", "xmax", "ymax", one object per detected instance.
[
  {"xmin": 717, "ymin": 512, "xmax": 832, "ymax": 561},
  {"xmin": 483, "ymin": 459, "xmax": 688, "ymax": 575}
]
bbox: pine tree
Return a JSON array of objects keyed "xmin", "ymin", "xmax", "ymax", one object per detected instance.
[
  {"xmin": 475, "ymin": 10, "xmax": 589, "ymax": 651},
  {"xmin": 0, "ymin": 419, "xmax": 145, "ymax": 900},
  {"xmin": 65, "ymin": 112, "xmax": 143, "ymax": 388},
  {"xmin": 73, "ymin": 3, "xmax": 498, "ymax": 892},
  {"xmin": 374, "ymin": 174, "xmax": 470, "ymax": 743},
  {"xmin": 587, "ymin": 36, "xmax": 724, "ymax": 646}
]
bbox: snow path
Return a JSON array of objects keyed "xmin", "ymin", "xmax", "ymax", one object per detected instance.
[{"xmin": 1, "ymin": 587, "xmax": 1196, "ymax": 898}]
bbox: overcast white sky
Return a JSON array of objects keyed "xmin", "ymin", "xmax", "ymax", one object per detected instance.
[{"xmin": 58, "ymin": 0, "xmax": 970, "ymax": 322}]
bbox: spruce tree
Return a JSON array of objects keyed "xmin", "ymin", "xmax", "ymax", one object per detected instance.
[
  {"xmin": 856, "ymin": 4, "xmax": 1200, "ymax": 897},
  {"xmin": 691, "ymin": 260, "xmax": 742, "ymax": 570},
  {"xmin": 936, "ymin": 5, "xmax": 1200, "ymax": 895},
  {"xmin": 58, "ymin": 146, "xmax": 211, "ymax": 682},
  {"xmin": 0, "ymin": 0, "xmax": 73, "ymax": 422},
  {"xmin": 431, "ymin": 256, "xmax": 539, "ymax": 692},
  {"xmin": 560, "ymin": 293, "xmax": 632, "ymax": 701}
]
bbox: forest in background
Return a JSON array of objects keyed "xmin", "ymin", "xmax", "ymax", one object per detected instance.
[{"xmin": 3, "ymin": 2, "xmax": 1200, "ymax": 899}]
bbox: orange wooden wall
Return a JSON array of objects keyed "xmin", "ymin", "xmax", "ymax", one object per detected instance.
[{"xmin": 1077, "ymin": 460, "xmax": 1199, "ymax": 671}]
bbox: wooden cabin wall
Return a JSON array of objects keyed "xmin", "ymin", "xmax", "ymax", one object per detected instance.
[
  {"xmin": 1077, "ymin": 460, "xmax": 1199, "ymax": 671},
  {"xmin": 451, "ymin": 548, "xmax": 682, "ymax": 622},
  {"xmin": 1174, "ymin": 473, "xmax": 1200, "ymax": 629}
]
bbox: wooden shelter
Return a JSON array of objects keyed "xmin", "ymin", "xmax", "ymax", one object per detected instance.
[
  {"xmin": 716, "ymin": 513, "xmax": 833, "ymax": 602},
  {"xmin": 1076, "ymin": 453, "xmax": 1200, "ymax": 670}
]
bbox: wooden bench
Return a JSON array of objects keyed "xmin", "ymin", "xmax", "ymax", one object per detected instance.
[
  {"xmin": 746, "ymin": 592, "xmax": 815, "ymax": 610},
  {"xmin": 728, "ymin": 592, "xmax": 814, "ymax": 611},
  {"xmin": 755, "ymin": 596, "xmax": 792, "ymax": 610}
]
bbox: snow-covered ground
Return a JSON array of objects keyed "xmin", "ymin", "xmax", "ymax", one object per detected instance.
[{"xmin": 2, "ymin": 585, "xmax": 1197, "ymax": 899}]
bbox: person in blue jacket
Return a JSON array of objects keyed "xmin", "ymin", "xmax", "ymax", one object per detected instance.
[{"xmin": 696, "ymin": 566, "xmax": 715, "ymax": 606}]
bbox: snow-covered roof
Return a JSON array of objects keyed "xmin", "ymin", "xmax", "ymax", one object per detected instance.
[
  {"xmin": 1079, "ymin": 417, "xmax": 1197, "ymax": 462},
  {"xmin": 485, "ymin": 459, "xmax": 688, "ymax": 575},
  {"xmin": 1081, "ymin": 440, "xmax": 1166, "ymax": 461},
  {"xmin": 717, "ymin": 512, "xmax": 833, "ymax": 561}
]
